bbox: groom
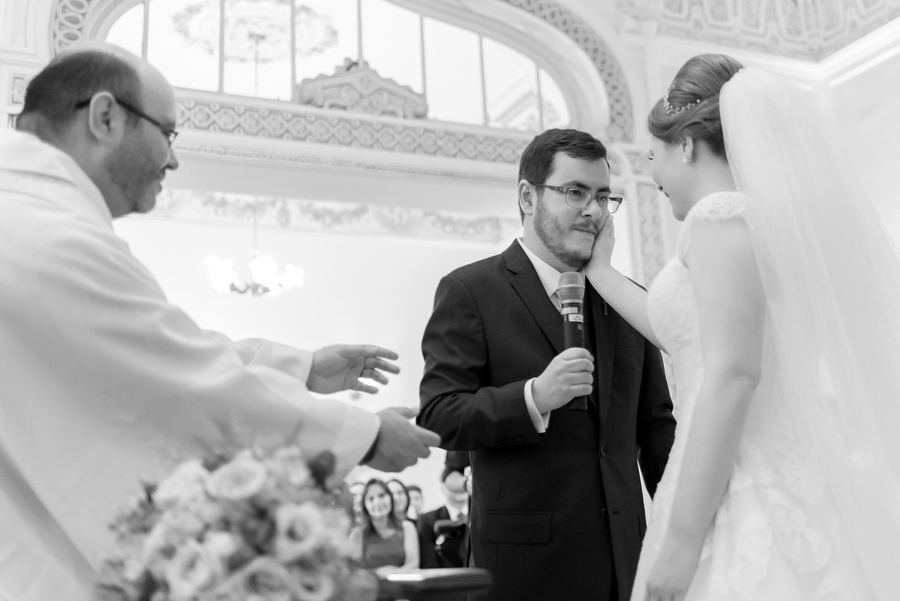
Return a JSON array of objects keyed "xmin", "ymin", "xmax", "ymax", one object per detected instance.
[{"xmin": 418, "ymin": 129, "xmax": 676, "ymax": 601}]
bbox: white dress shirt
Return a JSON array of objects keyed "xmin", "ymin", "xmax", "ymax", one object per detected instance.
[
  {"xmin": 0, "ymin": 130, "xmax": 379, "ymax": 601},
  {"xmin": 446, "ymin": 503, "xmax": 469, "ymax": 523}
]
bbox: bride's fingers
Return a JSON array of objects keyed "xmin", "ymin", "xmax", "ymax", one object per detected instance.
[{"xmin": 602, "ymin": 215, "xmax": 615, "ymax": 236}]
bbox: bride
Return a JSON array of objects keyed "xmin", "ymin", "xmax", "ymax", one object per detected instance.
[{"xmin": 586, "ymin": 54, "xmax": 900, "ymax": 600}]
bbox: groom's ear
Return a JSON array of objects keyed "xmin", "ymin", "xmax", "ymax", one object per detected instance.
[{"xmin": 518, "ymin": 180, "xmax": 536, "ymax": 216}]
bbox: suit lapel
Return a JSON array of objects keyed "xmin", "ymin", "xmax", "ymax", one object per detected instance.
[
  {"xmin": 586, "ymin": 283, "xmax": 616, "ymax": 425},
  {"xmin": 503, "ymin": 242, "xmax": 565, "ymax": 355}
]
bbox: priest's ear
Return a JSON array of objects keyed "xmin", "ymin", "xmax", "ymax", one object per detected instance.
[{"xmin": 518, "ymin": 179, "xmax": 537, "ymax": 218}]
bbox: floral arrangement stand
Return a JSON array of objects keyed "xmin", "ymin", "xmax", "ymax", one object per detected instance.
[
  {"xmin": 375, "ymin": 567, "xmax": 492, "ymax": 600},
  {"xmin": 97, "ymin": 447, "xmax": 495, "ymax": 601}
]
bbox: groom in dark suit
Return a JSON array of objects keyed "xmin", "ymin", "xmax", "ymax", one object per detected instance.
[{"xmin": 418, "ymin": 129, "xmax": 676, "ymax": 601}]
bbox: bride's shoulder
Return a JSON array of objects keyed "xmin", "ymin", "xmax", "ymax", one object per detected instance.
[{"xmin": 688, "ymin": 192, "xmax": 751, "ymax": 223}]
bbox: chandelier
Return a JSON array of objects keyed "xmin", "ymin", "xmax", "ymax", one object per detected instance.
[{"xmin": 205, "ymin": 214, "xmax": 304, "ymax": 298}]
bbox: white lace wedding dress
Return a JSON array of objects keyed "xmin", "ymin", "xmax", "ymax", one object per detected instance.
[{"xmin": 630, "ymin": 192, "xmax": 876, "ymax": 600}]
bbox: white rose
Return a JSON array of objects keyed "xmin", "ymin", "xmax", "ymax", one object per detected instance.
[
  {"xmin": 232, "ymin": 557, "xmax": 295, "ymax": 601},
  {"xmin": 164, "ymin": 539, "xmax": 223, "ymax": 601},
  {"xmin": 203, "ymin": 530, "xmax": 239, "ymax": 562},
  {"xmin": 206, "ymin": 459, "xmax": 267, "ymax": 501},
  {"xmin": 291, "ymin": 566, "xmax": 336, "ymax": 601},
  {"xmin": 273, "ymin": 502, "xmax": 327, "ymax": 563},
  {"xmin": 141, "ymin": 515, "xmax": 197, "ymax": 577},
  {"xmin": 154, "ymin": 460, "xmax": 210, "ymax": 508}
]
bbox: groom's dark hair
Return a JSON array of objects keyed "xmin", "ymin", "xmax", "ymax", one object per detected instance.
[{"xmin": 517, "ymin": 128, "xmax": 608, "ymax": 222}]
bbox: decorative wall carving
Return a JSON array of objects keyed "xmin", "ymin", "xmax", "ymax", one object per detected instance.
[
  {"xmin": 297, "ymin": 59, "xmax": 429, "ymax": 120},
  {"xmin": 635, "ymin": 182, "xmax": 666, "ymax": 284},
  {"xmin": 178, "ymin": 99, "xmax": 528, "ymax": 164},
  {"xmin": 499, "ymin": 0, "xmax": 634, "ymax": 142},
  {"xmin": 616, "ymin": 0, "xmax": 900, "ymax": 60},
  {"xmin": 623, "ymin": 148, "xmax": 652, "ymax": 177},
  {"xmin": 173, "ymin": 140, "xmax": 517, "ymax": 184},
  {"xmin": 50, "ymin": 0, "xmax": 633, "ymax": 141},
  {"xmin": 9, "ymin": 75, "xmax": 30, "ymax": 105},
  {"xmin": 51, "ymin": 0, "xmax": 98, "ymax": 55},
  {"xmin": 146, "ymin": 189, "xmax": 521, "ymax": 243}
]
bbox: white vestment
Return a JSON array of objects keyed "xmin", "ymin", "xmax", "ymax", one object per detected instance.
[{"xmin": 0, "ymin": 129, "xmax": 379, "ymax": 601}]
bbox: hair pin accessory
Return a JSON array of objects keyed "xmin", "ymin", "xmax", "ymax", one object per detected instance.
[{"xmin": 663, "ymin": 83, "xmax": 705, "ymax": 116}]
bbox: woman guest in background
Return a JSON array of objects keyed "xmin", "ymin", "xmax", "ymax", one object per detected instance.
[
  {"xmin": 387, "ymin": 478, "xmax": 416, "ymax": 526},
  {"xmin": 587, "ymin": 53, "xmax": 900, "ymax": 601},
  {"xmin": 350, "ymin": 478, "xmax": 419, "ymax": 573}
]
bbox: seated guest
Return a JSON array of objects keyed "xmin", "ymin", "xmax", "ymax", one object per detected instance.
[
  {"xmin": 0, "ymin": 41, "xmax": 440, "ymax": 601},
  {"xmin": 351, "ymin": 479, "xmax": 419, "ymax": 572},
  {"xmin": 406, "ymin": 484, "xmax": 424, "ymax": 520},
  {"xmin": 387, "ymin": 478, "xmax": 415, "ymax": 526},
  {"xmin": 349, "ymin": 481, "xmax": 366, "ymax": 526},
  {"xmin": 418, "ymin": 464, "xmax": 470, "ymax": 569}
]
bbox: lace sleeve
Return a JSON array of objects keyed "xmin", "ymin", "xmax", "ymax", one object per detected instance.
[{"xmin": 676, "ymin": 192, "xmax": 751, "ymax": 261}]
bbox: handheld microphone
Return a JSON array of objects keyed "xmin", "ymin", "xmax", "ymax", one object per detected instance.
[{"xmin": 558, "ymin": 272, "xmax": 588, "ymax": 410}]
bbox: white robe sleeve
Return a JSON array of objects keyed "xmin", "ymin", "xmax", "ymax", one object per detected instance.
[{"xmin": 0, "ymin": 179, "xmax": 378, "ymax": 601}]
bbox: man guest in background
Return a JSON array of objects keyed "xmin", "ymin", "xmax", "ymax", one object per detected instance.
[
  {"xmin": 406, "ymin": 484, "xmax": 424, "ymax": 521},
  {"xmin": 418, "ymin": 129, "xmax": 676, "ymax": 601},
  {"xmin": 418, "ymin": 461, "xmax": 470, "ymax": 569},
  {"xmin": 0, "ymin": 42, "xmax": 439, "ymax": 601}
]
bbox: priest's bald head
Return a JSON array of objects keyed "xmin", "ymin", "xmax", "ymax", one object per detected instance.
[{"xmin": 16, "ymin": 41, "xmax": 179, "ymax": 217}]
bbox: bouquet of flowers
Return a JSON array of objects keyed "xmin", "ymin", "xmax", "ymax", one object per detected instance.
[{"xmin": 96, "ymin": 446, "xmax": 378, "ymax": 601}]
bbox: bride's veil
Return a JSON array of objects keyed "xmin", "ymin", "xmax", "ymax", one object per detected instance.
[{"xmin": 721, "ymin": 68, "xmax": 900, "ymax": 595}]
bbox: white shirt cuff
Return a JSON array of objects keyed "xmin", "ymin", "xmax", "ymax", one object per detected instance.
[{"xmin": 524, "ymin": 378, "xmax": 551, "ymax": 433}]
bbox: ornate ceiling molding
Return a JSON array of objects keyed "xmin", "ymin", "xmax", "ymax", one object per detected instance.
[
  {"xmin": 173, "ymin": 138, "xmax": 517, "ymax": 184},
  {"xmin": 49, "ymin": 0, "xmax": 634, "ymax": 141},
  {"xmin": 618, "ymin": 0, "xmax": 900, "ymax": 60},
  {"xmin": 143, "ymin": 189, "xmax": 521, "ymax": 243},
  {"xmin": 177, "ymin": 98, "xmax": 529, "ymax": 165},
  {"xmin": 50, "ymin": 0, "xmax": 96, "ymax": 55},
  {"xmin": 297, "ymin": 59, "xmax": 429, "ymax": 119},
  {"xmin": 498, "ymin": 0, "xmax": 634, "ymax": 142}
]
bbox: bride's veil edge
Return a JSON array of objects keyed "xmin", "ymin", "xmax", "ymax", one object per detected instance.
[{"xmin": 720, "ymin": 68, "xmax": 900, "ymax": 596}]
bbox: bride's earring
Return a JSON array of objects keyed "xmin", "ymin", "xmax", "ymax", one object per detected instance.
[{"xmin": 683, "ymin": 154, "xmax": 692, "ymax": 163}]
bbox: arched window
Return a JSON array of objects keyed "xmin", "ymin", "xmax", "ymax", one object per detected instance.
[{"xmin": 104, "ymin": 0, "xmax": 571, "ymax": 132}]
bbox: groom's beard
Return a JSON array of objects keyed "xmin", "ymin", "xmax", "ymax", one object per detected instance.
[{"xmin": 534, "ymin": 197, "xmax": 603, "ymax": 270}]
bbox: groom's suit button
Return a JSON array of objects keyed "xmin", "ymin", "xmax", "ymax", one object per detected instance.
[
  {"xmin": 599, "ymin": 445, "xmax": 607, "ymax": 457},
  {"xmin": 600, "ymin": 507, "xmax": 608, "ymax": 519}
]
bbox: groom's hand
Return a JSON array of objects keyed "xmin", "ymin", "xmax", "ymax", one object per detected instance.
[
  {"xmin": 532, "ymin": 348, "xmax": 594, "ymax": 414},
  {"xmin": 364, "ymin": 407, "xmax": 441, "ymax": 472}
]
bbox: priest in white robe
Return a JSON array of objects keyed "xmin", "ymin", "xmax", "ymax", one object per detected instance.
[{"xmin": 0, "ymin": 41, "xmax": 439, "ymax": 601}]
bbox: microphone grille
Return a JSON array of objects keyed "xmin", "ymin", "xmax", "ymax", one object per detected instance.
[{"xmin": 557, "ymin": 272, "xmax": 585, "ymax": 303}]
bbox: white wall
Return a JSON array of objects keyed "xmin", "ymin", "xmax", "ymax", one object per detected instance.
[
  {"xmin": 114, "ymin": 214, "xmax": 512, "ymax": 508},
  {"xmin": 828, "ymin": 49, "xmax": 900, "ymax": 245}
]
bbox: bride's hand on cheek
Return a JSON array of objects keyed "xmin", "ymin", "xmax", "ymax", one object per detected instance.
[
  {"xmin": 588, "ymin": 215, "xmax": 616, "ymax": 271},
  {"xmin": 643, "ymin": 534, "xmax": 702, "ymax": 601}
]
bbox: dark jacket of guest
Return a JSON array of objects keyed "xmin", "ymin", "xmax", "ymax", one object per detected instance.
[{"xmin": 418, "ymin": 505, "xmax": 468, "ymax": 569}]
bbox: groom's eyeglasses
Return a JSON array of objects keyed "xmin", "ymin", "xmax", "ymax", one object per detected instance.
[{"xmin": 529, "ymin": 182, "xmax": 624, "ymax": 213}]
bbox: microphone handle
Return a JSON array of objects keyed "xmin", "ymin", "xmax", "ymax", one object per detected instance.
[{"xmin": 562, "ymin": 311, "xmax": 588, "ymax": 410}]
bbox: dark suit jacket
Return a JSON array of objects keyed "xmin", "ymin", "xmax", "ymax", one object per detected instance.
[
  {"xmin": 418, "ymin": 505, "xmax": 467, "ymax": 569},
  {"xmin": 418, "ymin": 242, "xmax": 676, "ymax": 601}
]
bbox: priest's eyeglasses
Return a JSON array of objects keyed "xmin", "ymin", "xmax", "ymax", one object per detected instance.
[
  {"xmin": 74, "ymin": 97, "xmax": 179, "ymax": 147},
  {"xmin": 531, "ymin": 183, "xmax": 624, "ymax": 213}
]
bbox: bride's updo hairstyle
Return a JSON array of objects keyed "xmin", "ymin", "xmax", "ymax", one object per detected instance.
[{"xmin": 648, "ymin": 54, "xmax": 743, "ymax": 159}]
